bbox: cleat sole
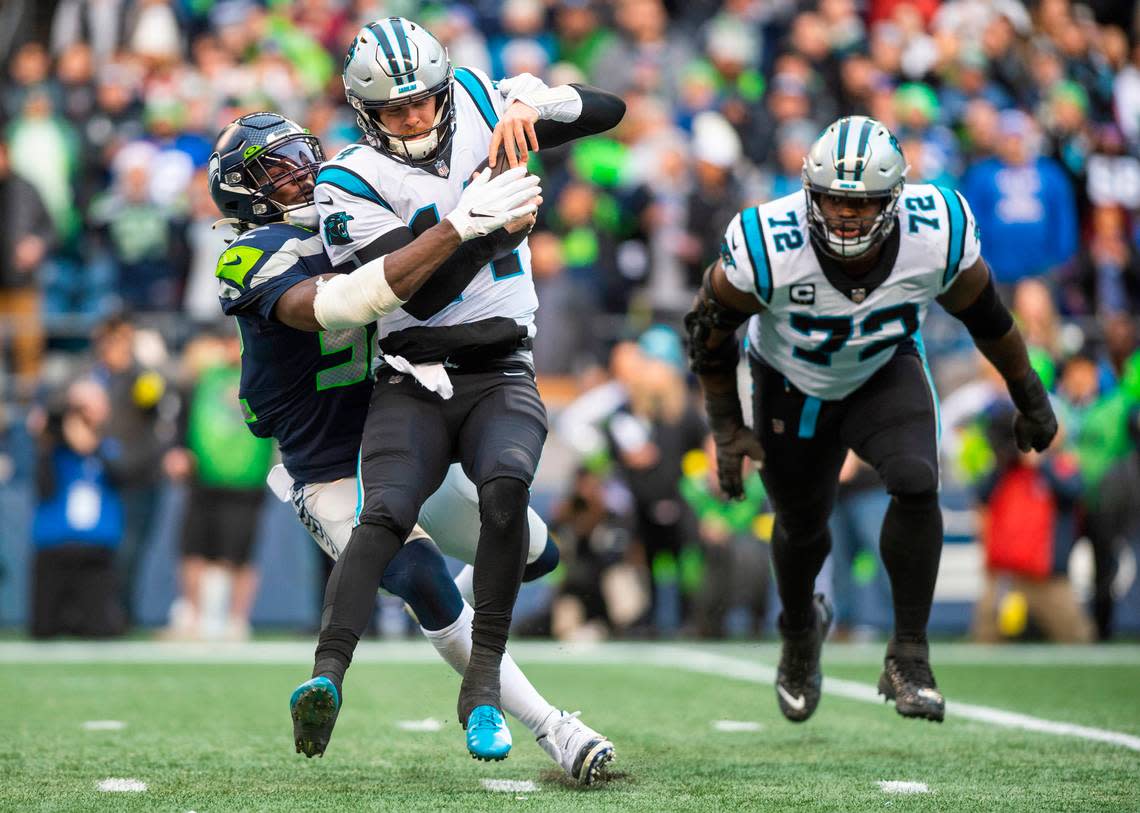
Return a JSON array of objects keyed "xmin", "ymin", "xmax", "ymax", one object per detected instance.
[
  {"xmin": 581, "ymin": 744, "xmax": 615, "ymax": 786},
  {"xmin": 291, "ymin": 683, "xmax": 339, "ymax": 758}
]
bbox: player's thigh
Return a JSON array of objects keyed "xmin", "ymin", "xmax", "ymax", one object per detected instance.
[
  {"xmin": 750, "ymin": 358, "xmax": 846, "ymax": 525},
  {"xmin": 293, "ymin": 477, "xmax": 359, "ymax": 560},
  {"xmin": 840, "ymin": 350, "xmax": 939, "ymax": 496},
  {"xmin": 357, "ymin": 379, "xmax": 454, "ymax": 533},
  {"xmin": 419, "ymin": 462, "xmax": 548, "ymax": 564},
  {"xmin": 455, "ymin": 371, "xmax": 548, "ymax": 489}
]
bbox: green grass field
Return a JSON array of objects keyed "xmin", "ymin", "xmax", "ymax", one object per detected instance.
[{"xmin": 2, "ymin": 641, "xmax": 1138, "ymax": 812}]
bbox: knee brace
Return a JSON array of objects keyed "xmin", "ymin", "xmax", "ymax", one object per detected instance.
[
  {"xmin": 879, "ymin": 455, "xmax": 939, "ymax": 498},
  {"xmin": 478, "ymin": 477, "xmax": 530, "ymax": 534}
]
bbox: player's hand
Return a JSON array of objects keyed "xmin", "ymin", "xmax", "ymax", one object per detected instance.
[
  {"xmin": 489, "ymin": 100, "xmax": 540, "ymax": 169},
  {"xmin": 503, "ymin": 197, "xmax": 541, "ymax": 235},
  {"xmin": 445, "ymin": 166, "xmax": 542, "ymax": 242},
  {"xmin": 711, "ymin": 425, "xmax": 764, "ymax": 501},
  {"xmin": 1008, "ymin": 370, "xmax": 1058, "ymax": 453}
]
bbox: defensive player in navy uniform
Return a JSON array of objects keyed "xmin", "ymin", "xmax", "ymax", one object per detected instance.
[
  {"xmin": 306, "ymin": 18, "xmax": 625, "ymax": 760},
  {"xmin": 209, "ymin": 112, "xmax": 614, "ymax": 783},
  {"xmin": 685, "ymin": 116, "xmax": 1057, "ymax": 724}
]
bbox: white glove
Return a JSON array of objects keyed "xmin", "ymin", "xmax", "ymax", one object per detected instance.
[{"xmin": 444, "ymin": 166, "xmax": 542, "ymax": 242}]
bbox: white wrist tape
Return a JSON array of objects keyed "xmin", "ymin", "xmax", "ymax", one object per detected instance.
[
  {"xmin": 511, "ymin": 84, "xmax": 582, "ymax": 122},
  {"xmin": 312, "ymin": 255, "xmax": 405, "ymax": 330}
]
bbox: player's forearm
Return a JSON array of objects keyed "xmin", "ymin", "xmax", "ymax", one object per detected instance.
[
  {"xmin": 384, "ymin": 220, "xmax": 463, "ymax": 299},
  {"xmin": 532, "ymin": 85, "xmax": 626, "ymax": 148},
  {"xmin": 974, "ymin": 326, "xmax": 1032, "ymax": 390}
]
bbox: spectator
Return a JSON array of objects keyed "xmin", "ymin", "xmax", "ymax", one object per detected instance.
[
  {"xmin": 0, "ymin": 140, "xmax": 54, "ymax": 391},
  {"xmin": 163, "ymin": 331, "xmax": 272, "ymax": 641},
  {"xmin": 960, "ymin": 109, "xmax": 1078, "ymax": 285},
  {"xmin": 88, "ymin": 315, "xmax": 173, "ymax": 625},
  {"xmin": 972, "ymin": 405, "xmax": 1093, "ymax": 643},
  {"xmin": 1058, "ymin": 205, "xmax": 1140, "ymax": 317},
  {"xmin": 28, "ymin": 377, "xmax": 126, "ymax": 638}
]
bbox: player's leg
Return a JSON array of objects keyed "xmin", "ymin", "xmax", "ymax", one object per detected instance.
[
  {"xmin": 295, "ymin": 383, "xmax": 452, "ymax": 758},
  {"xmin": 418, "ymin": 464, "xmax": 612, "ymax": 782},
  {"xmin": 751, "ymin": 358, "xmax": 845, "ymax": 722},
  {"xmin": 841, "ymin": 350, "xmax": 944, "ymax": 721},
  {"xmin": 421, "ymin": 464, "xmax": 559, "ymax": 605},
  {"xmin": 451, "ymin": 370, "xmax": 548, "ymax": 759}
]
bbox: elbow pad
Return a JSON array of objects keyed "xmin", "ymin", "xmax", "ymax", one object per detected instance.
[
  {"xmin": 313, "ymin": 256, "xmax": 405, "ymax": 330},
  {"xmin": 951, "ymin": 272, "xmax": 1014, "ymax": 341},
  {"xmin": 683, "ymin": 267, "xmax": 751, "ymax": 375}
]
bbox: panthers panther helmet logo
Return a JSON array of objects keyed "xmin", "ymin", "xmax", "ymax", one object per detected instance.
[{"xmin": 323, "ymin": 211, "xmax": 354, "ymax": 245}]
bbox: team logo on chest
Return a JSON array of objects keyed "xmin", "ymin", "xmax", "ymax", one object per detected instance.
[
  {"xmin": 790, "ymin": 284, "xmax": 815, "ymax": 305},
  {"xmin": 323, "ymin": 211, "xmax": 354, "ymax": 246}
]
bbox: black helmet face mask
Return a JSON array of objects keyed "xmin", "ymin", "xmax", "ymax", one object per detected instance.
[{"xmin": 243, "ymin": 135, "xmax": 324, "ymax": 214}]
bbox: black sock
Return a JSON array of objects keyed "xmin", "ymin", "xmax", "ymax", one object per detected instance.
[
  {"xmin": 771, "ymin": 519, "xmax": 831, "ymax": 632},
  {"xmin": 458, "ymin": 477, "xmax": 530, "ymax": 722},
  {"xmin": 879, "ymin": 492, "xmax": 942, "ymax": 643},
  {"xmin": 313, "ymin": 522, "xmax": 404, "ymax": 693}
]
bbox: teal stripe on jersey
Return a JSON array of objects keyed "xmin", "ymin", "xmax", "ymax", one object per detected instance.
[
  {"xmin": 934, "ymin": 186, "xmax": 966, "ymax": 287},
  {"xmin": 913, "ymin": 332, "xmax": 942, "ymax": 449},
  {"xmin": 740, "ymin": 207, "xmax": 772, "ymax": 304},
  {"xmin": 315, "ymin": 166, "xmax": 394, "ymax": 212},
  {"xmin": 835, "ymin": 118, "xmax": 851, "ymax": 180},
  {"xmin": 454, "ymin": 68, "xmax": 499, "ymax": 130},
  {"xmin": 798, "ymin": 396, "xmax": 821, "ymax": 439},
  {"xmin": 354, "ymin": 447, "xmax": 364, "ymax": 526},
  {"xmin": 853, "ymin": 119, "xmax": 873, "ymax": 181}
]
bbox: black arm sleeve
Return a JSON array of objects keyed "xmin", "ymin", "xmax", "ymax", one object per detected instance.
[
  {"xmin": 351, "ymin": 226, "xmax": 524, "ymax": 320},
  {"xmin": 533, "ymin": 85, "xmax": 626, "ymax": 150},
  {"xmin": 948, "ymin": 270, "xmax": 1014, "ymax": 341}
]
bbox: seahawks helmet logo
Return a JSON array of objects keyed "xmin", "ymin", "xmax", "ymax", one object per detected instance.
[{"xmin": 323, "ymin": 211, "xmax": 354, "ymax": 246}]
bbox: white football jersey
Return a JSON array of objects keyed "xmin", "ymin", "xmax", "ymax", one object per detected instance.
[
  {"xmin": 722, "ymin": 184, "xmax": 981, "ymax": 400},
  {"xmin": 314, "ymin": 66, "xmax": 536, "ymax": 340}
]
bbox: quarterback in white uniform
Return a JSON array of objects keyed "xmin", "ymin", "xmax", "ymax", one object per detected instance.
[
  {"xmin": 296, "ymin": 17, "xmax": 625, "ymax": 763},
  {"xmin": 686, "ymin": 116, "xmax": 1057, "ymax": 724}
]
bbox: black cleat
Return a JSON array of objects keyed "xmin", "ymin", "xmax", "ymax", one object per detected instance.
[
  {"xmin": 291, "ymin": 677, "xmax": 341, "ymax": 757},
  {"xmin": 775, "ymin": 593, "xmax": 833, "ymax": 723},
  {"xmin": 878, "ymin": 638, "xmax": 945, "ymax": 722}
]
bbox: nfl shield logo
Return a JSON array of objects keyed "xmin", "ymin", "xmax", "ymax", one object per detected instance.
[
  {"xmin": 435, "ymin": 159, "xmax": 450, "ymax": 177},
  {"xmin": 851, "ymin": 288, "xmax": 867, "ymax": 304},
  {"xmin": 772, "ymin": 419, "xmax": 785, "ymax": 434}
]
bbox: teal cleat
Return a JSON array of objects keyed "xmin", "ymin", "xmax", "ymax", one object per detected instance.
[
  {"xmin": 290, "ymin": 677, "xmax": 340, "ymax": 758},
  {"xmin": 465, "ymin": 705, "xmax": 512, "ymax": 761}
]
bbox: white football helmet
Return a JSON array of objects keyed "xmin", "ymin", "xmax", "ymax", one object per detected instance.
[
  {"xmin": 342, "ymin": 17, "xmax": 454, "ymax": 165},
  {"xmin": 802, "ymin": 116, "xmax": 909, "ymax": 258}
]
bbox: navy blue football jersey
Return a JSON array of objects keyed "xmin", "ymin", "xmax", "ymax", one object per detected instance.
[{"xmin": 217, "ymin": 222, "xmax": 375, "ymax": 485}]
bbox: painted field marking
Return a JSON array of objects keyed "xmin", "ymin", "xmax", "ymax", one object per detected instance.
[
  {"xmin": 712, "ymin": 720, "xmax": 763, "ymax": 732},
  {"xmin": 481, "ymin": 779, "xmax": 538, "ymax": 793},
  {"xmin": 82, "ymin": 720, "xmax": 126, "ymax": 731},
  {"xmin": 397, "ymin": 718, "xmax": 444, "ymax": 732},
  {"xmin": 97, "ymin": 779, "xmax": 147, "ymax": 792},
  {"xmin": 652, "ymin": 646, "xmax": 1140, "ymax": 753},
  {"xmin": 879, "ymin": 781, "xmax": 929, "ymax": 794}
]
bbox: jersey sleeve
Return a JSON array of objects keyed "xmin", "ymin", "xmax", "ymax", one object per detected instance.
[
  {"xmin": 936, "ymin": 186, "xmax": 983, "ymax": 293},
  {"xmin": 315, "ymin": 161, "xmax": 408, "ymax": 268},
  {"xmin": 719, "ymin": 209, "xmax": 772, "ymax": 306},
  {"xmin": 216, "ymin": 233, "xmax": 313, "ymax": 320}
]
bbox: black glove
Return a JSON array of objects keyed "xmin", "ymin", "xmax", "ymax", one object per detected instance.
[
  {"xmin": 1008, "ymin": 370, "xmax": 1058, "ymax": 453},
  {"xmin": 706, "ymin": 392, "xmax": 764, "ymax": 500}
]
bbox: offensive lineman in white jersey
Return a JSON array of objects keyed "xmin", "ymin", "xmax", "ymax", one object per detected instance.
[
  {"xmin": 296, "ymin": 17, "xmax": 625, "ymax": 761},
  {"xmin": 686, "ymin": 116, "xmax": 1057, "ymax": 724}
]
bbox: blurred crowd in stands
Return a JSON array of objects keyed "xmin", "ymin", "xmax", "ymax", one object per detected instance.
[{"xmin": 1, "ymin": 0, "xmax": 1139, "ymax": 642}]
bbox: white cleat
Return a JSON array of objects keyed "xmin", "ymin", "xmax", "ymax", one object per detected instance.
[{"xmin": 536, "ymin": 711, "xmax": 615, "ymax": 786}]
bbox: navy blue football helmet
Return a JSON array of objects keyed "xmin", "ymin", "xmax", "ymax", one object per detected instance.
[{"xmin": 208, "ymin": 112, "xmax": 324, "ymax": 228}]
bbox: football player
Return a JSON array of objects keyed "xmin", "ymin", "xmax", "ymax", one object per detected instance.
[
  {"xmin": 209, "ymin": 112, "xmax": 614, "ymax": 784},
  {"xmin": 685, "ymin": 116, "xmax": 1057, "ymax": 723},
  {"xmin": 307, "ymin": 17, "xmax": 625, "ymax": 760}
]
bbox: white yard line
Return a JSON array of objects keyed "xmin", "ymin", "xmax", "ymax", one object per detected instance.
[
  {"xmin": 4, "ymin": 640, "xmax": 1138, "ymax": 752},
  {"xmin": 82, "ymin": 720, "xmax": 126, "ymax": 731},
  {"xmin": 651, "ymin": 646, "xmax": 1140, "ymax": 753},
  {"xmin": 481, "ymin": 779, "xmax": 538, "ymax": 793},
  {"xmin": 878, "ymin": 781, "xmax": 929, "ymax": 794},
  {"xmin": 96, "ymin": 779, "xmax": 147, "ymax": 792}
]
